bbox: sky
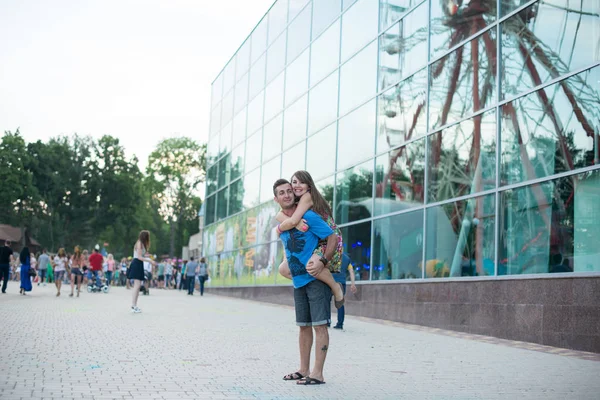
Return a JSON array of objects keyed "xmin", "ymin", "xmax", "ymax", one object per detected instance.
[{"xmin": 0, "ymin": 0, "xmax": 273, "ymax": 173}]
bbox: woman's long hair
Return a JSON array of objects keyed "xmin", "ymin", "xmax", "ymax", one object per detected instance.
[
  {"xmin": 73, "ymin": 245, "xmax": 82, "ymax": 259},
  {"xmin": 138, "ymin": 230, "xmax": 151, "ymax": 251},
  {"xmin": 57, "ymin": 248, "xmax": 66, "ymax": 258},
  {"xmin": 291, "ymin": 170, "xmax": 332, "ymax": 219},
  {"xmin": 20, "ymin": 247, "xmax": 30, "ymax": 265}
]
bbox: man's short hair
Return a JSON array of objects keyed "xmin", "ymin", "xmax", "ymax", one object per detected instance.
[
  {"xmin": 190, "ymin": 256, "xmax": 194, "ymax": 261},
  {"xmin": 273, "ymin": 178, "xmax": 291, "ymax": 196}
]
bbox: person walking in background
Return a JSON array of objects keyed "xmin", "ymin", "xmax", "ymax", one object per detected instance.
[
  {"xmin": 88, "ymin": 245, "xmax": 103, "ymax": 288},
  {"xmin": 331, "ymin": 253, "xmax": 357, "ymax": 330},
  {"xmin": 53, "ymin": 248, "xmax": 68, "ymax": 297},
  {"xmin": 198, "ymin": 257, "xmax": 209, "ymax": 296},
  {"xmin": 0, "ymin": 240, "xmax": 13, "ymax": 294},
  {"xmin": 127, "ymin": 230, "xmax": 156, "ymax": 313},
  {"xmin": 46, "ymin": 255, "xmax": 54, "ymax": 284},
  {"xmin": 186, "ymin": 257, "xmax": 198, "ymax": 295},
  {"xmin": 19, "ymin": 247, "xmax": 33, "ymax": 295},
  {"xmin": 69, "ymin": 246, "xmax": 84, "ymax": 297},
  {"xmin": 120, "ymin": 258, "xmax": 128, "ymax": 287},
  {"xmin": 179, "ymin": 260, "xmax": 187, "ymax": 291},
  {"xmin": 106, "ymin": 254, "xmax": 115, "ymax": 286},
  {"xmin": 37, "ymin": 249, "xmax": 50, "ymax": 287},
  {"xmin": 81, "ymin": 249, "xmax": 89, "ymax": 285},
  {"xmin": 157, "ymin": 260, "xmax": 165, "ymax": 289},
  {"xmin": 164, "ymin": 259, "xmax": 173, "ymax": 289}
]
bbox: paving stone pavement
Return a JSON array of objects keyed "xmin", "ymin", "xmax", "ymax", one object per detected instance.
[{"xmin": 1, "ymin": 283, "xmax": 599, "ymax": 400}]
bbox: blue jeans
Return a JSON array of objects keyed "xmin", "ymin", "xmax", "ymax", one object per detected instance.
[
  {"xmin": 332, "ymin": 283, "xmax": 347, "ymax": 327},
  {"xmin": 187, "ymin": 276, "xmax": 195, "ymax": 294},
  {"xmin": 105, "ymin": 271, "xmax": 113, "ymax": 286},
  {"xmin": 91, "ymin": 270, "xmax": 101, "ymax": 287}
]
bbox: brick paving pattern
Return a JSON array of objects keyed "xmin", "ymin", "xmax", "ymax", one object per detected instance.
[{"xmin": 1, "ymin": 283, "xmax": 599, "ymax": 399}]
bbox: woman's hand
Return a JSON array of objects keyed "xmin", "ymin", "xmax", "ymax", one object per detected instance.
[{"xmin": 295, "ymin": 219, "xmax": 309, "ymax": 232}]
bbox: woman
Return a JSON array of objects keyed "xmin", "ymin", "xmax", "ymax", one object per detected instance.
[
  {"xmin": 69, "ymin": 246, "xmax": 84, "ymax": 297},
  {"xmin": 19, "ymin": 247, "xmax": 33, "ymax": 295},
  {"xmin": 198, "ymin": 258, "xmax": 209, "ymax": 296},
  {"xmin": 53, "ymin": 248, "xmax": 68, "ymax": 297},
  {"xmin": 127, "ymin": 230, "xmax": 156, "ymax": 313},
  {"xmin": 106, "ymin": 254, "xmax": 115, "ymax": 286}
]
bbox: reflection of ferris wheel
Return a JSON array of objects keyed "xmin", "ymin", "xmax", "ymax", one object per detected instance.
[{"xmin": 378, "ymin": 0, "xmax": 599, "ymax": 275}]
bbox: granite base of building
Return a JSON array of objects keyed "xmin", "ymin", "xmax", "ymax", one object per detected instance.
[{"xmin": 208, "ymin": 276, "xmax": 600, "ymax": 353}]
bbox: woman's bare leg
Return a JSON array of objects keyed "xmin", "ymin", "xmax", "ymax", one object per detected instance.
[
  {"xmin": 70, "ymin": 275, "xmax": 75, "ymax": 295},
  {"xmin": 76, "ymin": 276, "xmax": 82, "ymax": 296},
  {"xmin": 307, "ymin": 254, "xmax": 343, "ymax": 302},
  {"xmin": 132, "ymin": 279, "xmax": 141, "ymax": 307},
  {"xmin": 278, "ymin": 261, "xmax": 292, "ymax": 280}
]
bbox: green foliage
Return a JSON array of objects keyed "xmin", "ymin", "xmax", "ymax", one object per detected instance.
[{"xmin": 0, "ymin": 131, "xmax": 205, "ymax": 259}]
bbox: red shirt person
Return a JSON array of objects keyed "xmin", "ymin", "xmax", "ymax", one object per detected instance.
[{"xmin": 88, "ymin": 246, "xmax": 104, "ymax": 288}]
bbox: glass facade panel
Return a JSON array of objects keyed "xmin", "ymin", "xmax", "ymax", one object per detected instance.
[
  {"xmin": 429, "ymin": 29, "xmax": 497, "ymax": 130},
  {"xmin": 221, "ymin": 89, "xmax": 234, "ymax": 127},
  {"xmin": 377, "ymin": 68, "xmax": 428, "ymax": 153},
  {"xmin": 306, "ymin": 123, "xmax": 337, "ymax": 181},
  {"xmin": 285, "ymin": 49, "xmax": 309, "ymax": 106},
  {"xmin": 500, "ymin": 170, "xmax": 600, "ymax": 275},
  {"xmin": 262, "ymin": 114, "xmax": 283, "ymax": 162},
  {"xmin": 378, "ymin": 1, "xmax": 428, "ymax": 91},
  {"xmin": 312, "ymin": 0, "xmax": 341, "ymax": 39},
  {"xmin": 229, "ymin": 178, "xmax": 244, "ymax": 216},
  {"xmin": 341, "ymin": 0, "xmax": 379, "ymax": 62},
  {"xmin": 430, "ymin": 0, "xmax": 496, "ymax": 61},
  {"xmin": 207, "ymin": 164, "xmax": 218, "ymax": 195},
  {"xmin": 260, "ymin": 156, "xmax": 281, "ymax": 203},
  {"xmin": 335, "ymin": 160, "xmax": 374, "ymax": 224},
  {"xmin": 232, "ymin": 108, "xmax": 247, "ymax": 148},
  {"xmin": 264, "ymin": 72, "xmax": 285, "ymax": 123},
  {"xmin": 249, "ymin": 54, "xmax": 267, "ymax": 100},
  {"xmin": 217, "ymin": 187, "xmax": 229, "ymax": 221},
  {"xmin": 310, "ymin": 20, "xmax": 341, "ymax": 87},
  {"xmin": 205, "ymin": 0, "xmax": 600, "ymax": 286},
  {"xmin": 428, "ymin": 110, "xmax": 497, "ymax": 203},
  {"xmin": 425, "ymin": 194, "xmax": 496, "ymax": 278},
  {"xmin": 374, "ymin": 138, "xmax": 425, "ymax": 216},
  {"xmin": 205, "ymin": 195, "xmax": 216, "ymax": 226},
  {"xmin": 339, "ymin": 40, "xmax": 377, "ymax": 116},
  {"xmin": 266, "ymin": 32, "xmax": 287, "ymax": 84},
  {"xmin": 281, "ymin": 141, "xmax": 306, "ymax": 181},
  {"xmin": 268, "ymin": 0, "xmax": 288, "ymax": 46},
  {"xmin": 337, "ymin": 99, "xmax": 376, "ymax": 171},
  {"xmin": 230, "ymin": 143, "xmax": 245, "ymax": 182},
  {"xmin": 501, "ymin": 1, "xmax": 600, "ymax": 100},
  {"xmin": 287, "ymin": 3, "xmax": 312, "ymax": 64},
  {"xmin": 373, "ymin": 209, "xmax": 424, "ymax": 280},
  {"xmin": 379, "ymin": 0, "xmax": 424, "ymax": 32},
  {"xmin": 242, "ymin": 168, "xmax": 261, "ymax": 209},
  {"xmin": 308, "ymin": 71, "xmax": 339, "ymax": 135},
  {"xmin": 283, "ymin": 94, "xmax": 308, "ymax": 150},
  {"xmin": 236, "ymin": 41, "xmax": 251, "ymax": 81},
  {"xmin": 501, "ymin": 66, "xmax": 600, "ymax": 186},
  {"xmin": 246, "ymin": 91, "xmax": 264, "ymax": 135},
  {"xmin": 234, "ymin": 73, "xmax": 249, "ymax": 113},
  {"xmin": 341, "ymin": 221, "xmax": 372, "ymax": 281},
  {"xmin": 218, "ymin": 154, "xmax": 230, "ymax": 189},
  {"xmin": 245, "ymin": 130, "xmax": 262, "ymax": 172},
  {"xmin": 251, "ymin": 18, "xmax": 268, "ymax": 64}
]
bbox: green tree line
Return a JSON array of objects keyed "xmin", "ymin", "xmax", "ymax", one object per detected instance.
[{"xmin": 0, "ymin": 129, "xmax": 206, "ymax": 259}]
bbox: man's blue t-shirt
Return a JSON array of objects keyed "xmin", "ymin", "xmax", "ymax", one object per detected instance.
[
  {"xmin": 332, "ymin": 253, "xmax": 352, "ymax": 284},
  {"xmin": 280, "ymin": 210, "xmax": 334, "ymax": 288}
]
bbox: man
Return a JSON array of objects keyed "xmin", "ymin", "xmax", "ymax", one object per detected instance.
[
  {"xmin": 186, "ymin": 256, "xmax": 198, "ymax": 295},
  {"xmin": 157, "ymin": 260, "xmax": 165, "ymax": 289},
  {"xmin": 37, "ymin": 249, "xmax": 50, "ymax": 287},
  {"xmin": 274, "ymin": 179, "xmax": 338, "ymax": 386},
  {"xmin": 88, "ymin": 245, "xmax": 104, "ymax": 288},
  {"xmin": 0, "ymin": 240, "xmax": 13, "ymax": 293},
  {"xmin": 330, "ymin": 253, "xmax": 357, "ymax": 330}
]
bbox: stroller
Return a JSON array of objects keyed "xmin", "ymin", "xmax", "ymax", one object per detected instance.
[
  {"xmin": 140, "ymin": 270, "xmax": 151, "ymax": 295},
  {"xmin": 87, "ymin": 272, "xmax": 110, "ymax": 293}
]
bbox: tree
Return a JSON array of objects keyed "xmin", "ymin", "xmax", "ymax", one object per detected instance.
[{"xmin": 147, "ymin": 137, "xmax": 206, "ymax": 257}]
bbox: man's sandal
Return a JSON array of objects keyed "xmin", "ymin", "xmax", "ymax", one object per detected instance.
[
  {"xmin": 297, "ymin": 377, "xmax": 326, "ymax": 385},
  {"xmin": 283, "ymin": 372, "xmax": 305, "ymax": 381}
]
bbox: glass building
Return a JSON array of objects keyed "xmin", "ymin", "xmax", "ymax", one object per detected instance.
[{"xmin": 203, "ymin": 0, "xmax": 600, "ymax": 287}]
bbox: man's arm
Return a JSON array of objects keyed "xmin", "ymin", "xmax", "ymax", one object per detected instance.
[
  {"xmin": 348, "ymin": 263, "xmax": 357, "ymax": 293},
  {"xmin": 306, "ymin": 233, "xmax": 337, "ymax": 277}
]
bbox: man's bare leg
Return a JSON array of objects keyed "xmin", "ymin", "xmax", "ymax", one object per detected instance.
[
  {"xmin": 309, "ymin": 325, "xmax": 329, "ymax": 382},
  {"xmin": 298, "ymin": 326, "xmax": 312, "ymax": 377}
]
